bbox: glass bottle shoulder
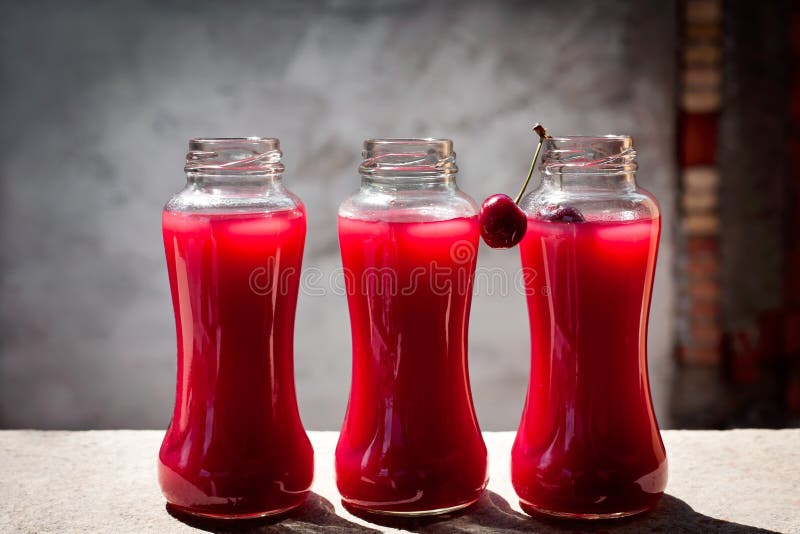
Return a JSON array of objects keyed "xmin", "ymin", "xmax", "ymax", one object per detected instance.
[
  {"xmin": 164, "ymin": 180, "xmax": 304, "ymax": 216},
  {"xmin": 338, "ymin": 185, "xmax": 478, "ymax": 223},
  {"xmin": 520, "ymin": 182, "xmax": 660, "ymax": 223}
]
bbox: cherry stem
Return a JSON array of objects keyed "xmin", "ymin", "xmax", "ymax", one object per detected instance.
[{"xmin": 514, "ymin": 123, "xmax": 551, "ymax": 205}]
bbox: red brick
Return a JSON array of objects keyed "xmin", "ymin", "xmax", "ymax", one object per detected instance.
[
  {"xmin": 685, "ymin": 22, "xmax": 721, "ymax": 41},
  {"xmin": 683, "ymin": 67, "xmax": 722, "ymax": 89},
  {"xmin": 684, "ymin": 214, "xmax": 721, "ymax": 235},
  {"xmin": 688, "ymin": 247, "xmax": 720, "ymax": 260},
  {"xmin": 683, "ymin": 191, "xmax": 717, "ymax": 212},
  {"xmin": 687, "ymin": 255, "xmax": 720, "ymax": 279},
  {"xmin": 679, "ymin": 112, "xmax": 719, "ymax": 166},
  {"xmin": 689, "ymin": 279, "xmax": 721, "ymax": 301},
  {"xmin": 683, "ymin": 44, "xmax": 722, "ymax": 66},
  {"xmin": 687, "ymin": 236, "xmax": 719, "ymax": 254},
  {"xmin": 682, "ymin": 167, "xmax": 720, "ymax": 192},
  {"xmin": 691, "ymin": 300, "xmax": 721, "ymax": 316},
  {"xmin": 683, "ymin": 346, "xmax": 721, "ymax": 365},
  {"xmin": 686, "ymin": 0, "xmax": 722, "ymax": 24},
  {"xmin": 682, "ymin": 90, "xmax": 722, "ymax": 113},
  {"xmin": 691, "ymin": 324, "xmax": 722, "ymax": 346},
  {"xmin": 691, "ymin": 300, "xmax": 721, "ymax": 319}
]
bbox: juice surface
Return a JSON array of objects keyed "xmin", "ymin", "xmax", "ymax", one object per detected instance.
[
  {"xmin": 159, "ymin": 208, "xmax": 313, "ymax": 518},
  {"xmin": 336, "ymin": 215, "xmax": 488, "ymax": 514},
  {"xmin": 512, "ymin": 216, "xmax": 667, "ymax": 518}
]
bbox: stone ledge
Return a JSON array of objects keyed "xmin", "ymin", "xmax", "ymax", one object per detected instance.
[{"xmin": 0, "ymin": 430, "xmax": 797, "ymax": 533}]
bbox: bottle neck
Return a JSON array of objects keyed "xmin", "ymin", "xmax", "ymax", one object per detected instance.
[
  {"xmin": 184, "ymin": 137, "xmax": 284, "ymax": 187},
  {"xmin": 187, "ymin": 172, "xmax": 282, "ymax": 188},
  {"xmin": 540, "ymin": 171, "xmax": 637, "ymax": 193},
  {"xmin": 360, "ymin": 174, "xmax": 456, "ymax": 191},
  {"xmin": 539, "ymin": 135, "xmax": 638, "ymax": 194},
  {"xmin": 358, "ymin": 137, "xmax": 458, "ymax": 192}
]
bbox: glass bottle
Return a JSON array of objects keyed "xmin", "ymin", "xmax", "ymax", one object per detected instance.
[
  {"xmin": 335, "ymin": 139, "xmax": 488, "ymax": 516},
  {"xmin": 158, "ymin": 138, "xmax": 313, "ymax": 519},
  {"xmin": 512, "ymin": 135, "xmax": 667, "ymax": 519}
]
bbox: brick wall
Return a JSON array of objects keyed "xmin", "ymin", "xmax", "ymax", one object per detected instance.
[
  {"xmin": 673, "ymin": 0, "xmax": 799, "ymax": 428},
  {"xmin": 677, "ymin": 0, "xmax": 723, "ymax": 366}
]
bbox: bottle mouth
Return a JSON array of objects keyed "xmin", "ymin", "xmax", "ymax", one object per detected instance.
[
  {"xmin": 359, "ymin": 138, "xmax": 458, "ymax": 177},
  {"xmin": 185, "ymin": 137, "xmax": 284, "ymax": 174},
  {"xmin": 541, "ymin": 135, "xmax": 637, "ymax": 175}
]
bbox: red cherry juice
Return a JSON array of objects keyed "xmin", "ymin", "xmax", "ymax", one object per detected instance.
[
  {"xmin": 512, "ymin": 216, "xmax": 667, "ymax": 518},
  {"xmin": 159, "ymin": 208, "xmax": 313, "ymax": 518},
  {"xmin": 336, "ymin": 215, "xmax": 488, "ymax": 515}
]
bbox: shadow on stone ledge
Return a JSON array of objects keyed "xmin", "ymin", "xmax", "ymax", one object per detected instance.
[
  {"xmin": 167, "ymin": 491, "xmax": 778, "ymax": 533},
  {"xmin": 166, "ymin": 492, "xmax": 378, "ymax": 533},
  {"xmin": 345, "ymin": 491, "xmax": 779, "ymax": 533}
]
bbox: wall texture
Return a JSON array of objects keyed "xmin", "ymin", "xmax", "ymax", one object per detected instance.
[{"xmin": 0, "ymin": 0, "xmax": 677, "ymax": 430}]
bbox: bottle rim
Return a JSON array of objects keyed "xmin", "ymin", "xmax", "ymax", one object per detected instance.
[
  {"xmin": 541, "ymin": 135, "xmax": 637, "ymax": 175},
  {"xmin": 185, "ymin": 137, "xmax": 284, "ymax": 175},
  {"xmin": 359, "ymin": 138, "xmax": 457, "ymax": 177},
  {"xmin": 546, "ymin": 134, "xmax": 631, "ymax": 142}
]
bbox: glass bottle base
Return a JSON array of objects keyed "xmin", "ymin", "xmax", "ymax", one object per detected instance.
[
  {"xmin": 519, "ymin": 499, "xmax": 654, "ymax": 520},
  {"xmin": 342, "ymin": 495, "xmax": 480, "ymax": 518},
  {"xmin": 166, "ymin": 501, "xmax": 303, "ymax": 520}
]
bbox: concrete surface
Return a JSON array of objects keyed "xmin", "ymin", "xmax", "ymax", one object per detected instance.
[
  {"xmin": 0, "ymin": 430, "xmax": 797, "ymax": 533},
  {"xmin": 0, "ymin": 0, "xmax": 678, "ymax": 431}
]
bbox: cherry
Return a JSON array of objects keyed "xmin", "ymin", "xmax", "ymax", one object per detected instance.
[
  {"xmin": 479, "ymin": 194, "xmax": 528, "ymax": 248},
  {"xmin": 478, "ymin": 122, "xmax": 552, "ymax": 249},
  {"xmin": 541, "ymin": 205, "xmax": 585, "ymax": 223}
]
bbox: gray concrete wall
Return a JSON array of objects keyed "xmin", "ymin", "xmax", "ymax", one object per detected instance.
[{"xmin": 0, "ymin": 0, "xmax": 677, "ymax": 430}]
